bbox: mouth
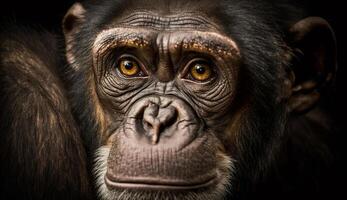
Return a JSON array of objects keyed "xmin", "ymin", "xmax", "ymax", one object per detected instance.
[
  {"xmin": 104, "ymin": 174, "xmax": 219, "ymax": 191},
  {"xmin": 104, "ymin": 132, "xmax": 221, "ymax": 192},
  {"xmin": 94, "ymin": 146, "xmax": 234, "ymax": 200}
]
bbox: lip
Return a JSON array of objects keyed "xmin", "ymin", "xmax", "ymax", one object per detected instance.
[{"xmin": 105, "ymin": 174, "xmax": 218, "ymax": 191}]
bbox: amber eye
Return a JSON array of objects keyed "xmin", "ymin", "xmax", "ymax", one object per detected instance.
[
  {"xmin": 118, "ymin": 58, "xmax": 140, "ymax": 77},
  {"xmin": 189, "ymin": 62, "xmax": 212, "ymax": 81}
]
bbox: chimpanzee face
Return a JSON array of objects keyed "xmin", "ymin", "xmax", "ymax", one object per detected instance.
[
  {"xmin": 62, "ymin": 0, "xmax": 337, "ymax": 199},
  {"xmin": 90, "ymin": 10, "xmax": 241, "ymax": 200}
]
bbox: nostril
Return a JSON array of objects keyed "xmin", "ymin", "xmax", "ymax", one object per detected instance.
[
  {"xmin": 143, "ymin": 121, "xmax": 153, "ymax": 131},
  {"xmin": 146, "ymin": 122, "xmax": 153, "ymax": 128},
  {"xmin": 161, "ymin": 107, "xmax": 177, "ymax": 128}
]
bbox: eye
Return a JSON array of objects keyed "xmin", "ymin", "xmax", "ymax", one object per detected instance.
[
  {"xmin": 189, "ymin": 61, "xmax": 212, "ymax": 81},
  {"xmin": 117, "ymin": 57, "xmax": 143, "ymax": 77}
]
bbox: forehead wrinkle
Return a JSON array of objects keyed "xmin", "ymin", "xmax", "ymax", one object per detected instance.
[{"xmin": 116, "ymin": 11, "xmax": 221, "ymax": 31}]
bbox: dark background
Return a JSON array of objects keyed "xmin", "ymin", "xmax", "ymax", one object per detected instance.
[{"xmin": 0, "ymin": 0, "xmax": 346, "ymax": 194}]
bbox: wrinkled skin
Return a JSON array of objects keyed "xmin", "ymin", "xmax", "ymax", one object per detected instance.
[{"xmin": 88, "ymin": 10, "xmax": 241, "ymax": 200}]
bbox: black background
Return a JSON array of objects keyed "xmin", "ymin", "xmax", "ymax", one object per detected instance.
[{"xmin": 0, "ymin": 0, "xmax": 346, "ymax": 194}]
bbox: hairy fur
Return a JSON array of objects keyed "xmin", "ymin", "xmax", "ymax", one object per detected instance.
[{"xmin": 0, "ymin": 27, "xmax": 92, "ymax": 199}]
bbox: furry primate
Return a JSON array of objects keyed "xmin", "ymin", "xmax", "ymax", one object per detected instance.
[{"xmin": 0, "ymin": 0, "xmax": 340, "ymax": 199}]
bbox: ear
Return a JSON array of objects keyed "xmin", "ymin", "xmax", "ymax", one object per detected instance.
[
  {"xmin": 287, "ymin": 17, "xmax": 337, "ymax": 114},
  {"xmin": 63, "ymin": 2, "xmax": 86, "ymax": 39},
  {"xmin": 63, "ymin": 2, "xmax": 86, "ymax": 66}
]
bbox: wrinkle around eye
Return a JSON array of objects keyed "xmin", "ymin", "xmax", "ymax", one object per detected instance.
[
  {"xmin": 203, "ymin": 80, "xmax": 230, "ymax": 100},
  {"xmin": 190, "ymin": 93, "xmax": 229, "ymax": 113},
  {"xmin": 179, "ymin": 80, "xmax": 234, "ymax": 117},
  {"xmin": 101, "ymin": 78, "xmax": 132, "ymax": 95},
  {"xmin": 102, "ymin": 71, "xmax": 146, "ymax": 91},
  {"xmin": 98, "ymin": 74, "xmax": 153, "ymax": 113},
  {"xmin": 99, "ymin": 77, "xmax": 139, "ymax": 101}
]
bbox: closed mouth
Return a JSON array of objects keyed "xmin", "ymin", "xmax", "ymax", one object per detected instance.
[{"xmin": 105, "ymin": 174, "xmax": 218, "ymax": 191}]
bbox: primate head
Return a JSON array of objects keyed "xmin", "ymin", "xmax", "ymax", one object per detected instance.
[{"xmin": 62, "ymin": 0, "xmax": 336, "ymax": 199}]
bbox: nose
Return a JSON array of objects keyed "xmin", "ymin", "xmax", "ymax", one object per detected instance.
[
  {"xmin": 142, "ymin": 103, "xmax": 177, "ymax": 144},
  {"xmin": 125, "ymin": 96, "xmax": 200, "ymax": 148}
]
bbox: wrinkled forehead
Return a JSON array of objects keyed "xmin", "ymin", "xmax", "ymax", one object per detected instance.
[
  {"xmin": 111, "ymin": 0, "xmax": 222, "ymax": 15},
  {"xmin": 113, "ymin": 11, "xmax": 222, "ymax": 31},
  {"xmin": 99, "ymin": 0, "xmax": 224, "ymax": 31},
  {"xmin": 90, "ymin": 0, "xmax": 239, "ymax": 58}
]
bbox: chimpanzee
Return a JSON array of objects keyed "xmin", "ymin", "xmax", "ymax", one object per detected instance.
[{"xmin": 0, "ymin": 0, "xmax": 339, "ymax": 199}]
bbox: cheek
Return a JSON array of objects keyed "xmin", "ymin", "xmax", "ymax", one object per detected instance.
[
  {"xmin": 180, "ymin": 80, "xmax": 235, "ymax": 121},
  {"xmin": 87, "ymin": 72, "xmax": 109, "ymax": 142},
  {"xmin": 221, "ymin": 103, "xmax": 251, "ymax": 157}
]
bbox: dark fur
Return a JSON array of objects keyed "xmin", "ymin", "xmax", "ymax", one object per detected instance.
[
  {"xmin": 0, "ymin": 28, "xmax": 92, "ymax": 199},
  {"xmin": 0, "ymin": 0, "xmax": 341, "ymax": 199}
]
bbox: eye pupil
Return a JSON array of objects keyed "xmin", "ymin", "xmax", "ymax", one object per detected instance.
[
  {"xmin": 195, "ymin": 65, "xmax": 206, "ymax": 74},
  {"xmin": 124, "ymin": 61, "xmax": 134, "ymax": 70}
]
